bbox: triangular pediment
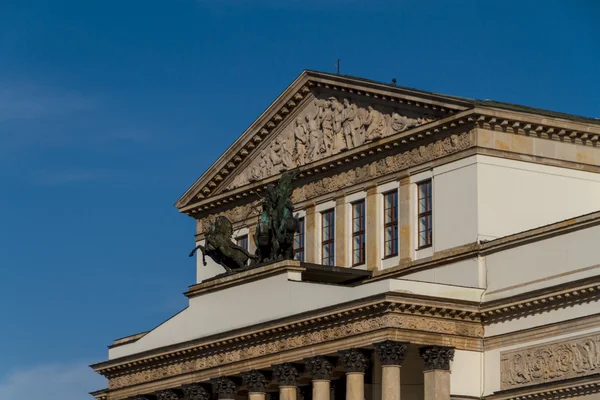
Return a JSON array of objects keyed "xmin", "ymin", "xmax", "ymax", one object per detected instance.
[{"xmin": 175, "ymin": 71, "xmax": 473, "ymax": 211}]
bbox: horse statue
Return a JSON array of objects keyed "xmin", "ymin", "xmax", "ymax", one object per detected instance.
[{"xmin": 189, "ymin": 216, "xmax": 256, "ymax": 273}]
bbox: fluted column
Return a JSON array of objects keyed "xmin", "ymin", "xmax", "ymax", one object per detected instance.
[
  {"xmin": 419, "ymin": 346, "xmax": 455, "ymax": 400},
  {"xmin": 182, "ymin": 383, "xmax": 212, "ymax": 400},
  {"xmin": 212, "ymin": 376, "xmax": 238, "ymax": 400},
  {"xmin": 273, "ymin": 363, "xmax": 301, "ymax": 400},
  {"xmin": 305, "ymin": 356, "xmax": 335, "ymax": 400},
  {"xmin": 338, "ymin": 349, "xmax": 369, "ymax": 400},
  {"xmin": 243, "ymin": 370, "xmax": 269, "ymax": 400},
  {"xmin": 374, "ymin": 341, "xmax": 408, "ymax": 400}
]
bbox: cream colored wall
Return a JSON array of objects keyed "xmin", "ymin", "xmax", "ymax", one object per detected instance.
[
  {"xmin": 477, "ymin": 155, "xmax": 600, "ymax": 241},
  {"xmin": 451, "ymin": 350, "xmax": 482, "ymax": 397},
  {"xmin": 399, "ymin": 258, "xmax": 485, "ymax": 289}
]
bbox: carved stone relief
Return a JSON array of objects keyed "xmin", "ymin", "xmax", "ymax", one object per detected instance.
[
  {"xmin": 227, "ymin": 95, "xmax": 434, "ymax": 190},
  {"xmin": 107, "ymin": 312, "xmax": 482, "ymax": 390},
  {"xmin": 501, "ymin": 333, "xmax": 600, "ymax": 389}
]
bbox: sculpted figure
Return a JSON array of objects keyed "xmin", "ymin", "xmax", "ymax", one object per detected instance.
[
  {"xmin": 254, "ymin": 171, "xmax": 300, "ymax": 263},
  {"xmin": 341, "ymin": 98, "xmax": 356, "ymax": 150},
  {"xmin": 365, "ymin": 106, "xmax": 387, "ymax": 142},
  {"xmin": 320, "ymin": 101, "xmax": 335, "ymax": 156},
  {"xmin": 331, "ymin": 97, "xmax": 345, "ymax": 152},
  {"xmin": 293, "ymin": 117, "xmax": 307, "ymax": 165},
  {"xmin": 270, "ymin": 138, "xmax": 284, "ymax": 173},
  {"xmin": 189, "ymin": 216, "xmax": 256, "ymax": 273},
  {"xmin": 305, "ymin": 112, "xmax": 322, "ymax": 162},
  {"xmin": 390, "ymin": 112, "xmax": 419, "ymax": 134},
  {"xmin": 280, "ymin": 133, "xmax": 295, "ymax": 170}
]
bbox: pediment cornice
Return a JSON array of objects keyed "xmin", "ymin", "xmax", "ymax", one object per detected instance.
[{"xmin": 175, "ymin": 70, "xmax": 473, "ymax": 212}]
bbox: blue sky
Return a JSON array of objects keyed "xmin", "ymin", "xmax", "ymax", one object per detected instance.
[{"xmin": 0, "ymin": 0, "xmax": 598, "ymax": 398}]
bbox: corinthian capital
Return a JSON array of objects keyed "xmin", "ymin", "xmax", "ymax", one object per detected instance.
[
  {"xmin": 156, "ymin": 390, "xmax": 181, "ymax": 400},
  {"xmin": 182, "ymin": 383, "xmax": 212, "ymax": 400},
  {"xmin": 419, "ymin": 346, "xmax": 455, "ymax": 371},
  {"xmin": 338, "ymin": 349, "xmax": 369, "ymax": 373},
  {"xmin": 272, "ymin": 363, "xmax": 300, "ymax": 387},
  {"xmin": 211, "ymin": 377, "xmax": 237, "ymax": 399},
  {"xmin": 304, "ymin": 356, "xmax": 335, "ymax": 380},
  {"xmin": 242, "ymin": 370, "xmax": 269, "ymax": 393},
  {"xmin": 374, "ymin": 341, "xmax": 408, "ymax": 366}
]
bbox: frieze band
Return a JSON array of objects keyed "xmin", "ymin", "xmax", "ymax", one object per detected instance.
[
  {"xmin": 501, "ymin": 333, "xmax": 600, "ymax": 389},
  {"xmin": 107, "ymin": 312, "xmax": 481, "ymax": 390}
]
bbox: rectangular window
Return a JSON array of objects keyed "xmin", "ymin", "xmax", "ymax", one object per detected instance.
[
  {"xmin": 352, "ymin": 200, "xmax": 366, "ymax": 266},
  {"xmin": 236, "ymin": 235, "xmax": 248, "ymax": 251},
  {"xmin": 383, "ymin": 191, "xmax": 399, "ymax": 257},
  {"xmin": 417, "ymin": 180, "xmax": 433, "ymax": 248},
  {"xmin": 321, "ymin": 209, "xmax": 335, "ymax": 266},
  {"xmin": 294, "ymin": 217, "xmax": 305, "ymax": 262}
]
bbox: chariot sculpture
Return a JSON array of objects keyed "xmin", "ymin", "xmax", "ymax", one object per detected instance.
[{"xmin": 189, "ymin": 171, "xmax": 300, "ymax": 273}]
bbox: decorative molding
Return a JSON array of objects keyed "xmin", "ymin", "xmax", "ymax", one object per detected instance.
[
  {"xmin": 338, "ymin": 349, "xmax": 369, "ymax": 373},
  {"xmin": 211, "ymin": 377, "xmax": 237, "ymax": 399},
  {"xmin": 242, "ymin": 370, "xmax": 268, "ymax": 393},
  {"xmin": 374, "ymin": 340, "xmax": 408, "ymax": 366},
  {"xmin": 419, "ymin": 346, "xmax": 455, "ymax": 371},
  {"xmin": 304, "ymin": 356, "xmax": 335, "ymax": 380},
  {"xmin": 181, "ymin": 384, "xmax": 211, "ymax": 400},
  {"xmin": 500, "ymin": 333, "xmax": 600, "ymax": 390},
  {"xmin": 272, "ymin": 363, "xmax": 300, "ymax": 387}
]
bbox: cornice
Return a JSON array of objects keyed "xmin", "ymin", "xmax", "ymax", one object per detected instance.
[{"xmin": 91, "ymin": 293, "xmax": 481, "ymax": 378}]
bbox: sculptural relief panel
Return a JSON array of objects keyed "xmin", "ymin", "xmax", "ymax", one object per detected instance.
[
  {"xmin": 501, "ymin": 333, "xmax": 600, "ymax": 389},
  {"xmin": 227, "ymin": 95, "xmax": 435, "ymax": 190}
]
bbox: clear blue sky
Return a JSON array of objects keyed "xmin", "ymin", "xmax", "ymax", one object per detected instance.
[{"xmin": 0, "ymin": 1, "xmax": 598, "ymax": 398}]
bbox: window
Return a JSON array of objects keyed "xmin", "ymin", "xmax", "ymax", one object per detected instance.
[
  {"xmin": 383, "ymin": 191, "xmax": 399, "ymax": 257},
  {"xmin": 417, "ymin": 180, "xmax": 433, "ymax": 248},
  {"xmin": 294, "ymin": 217, "xmax": 305, "ymax": 262},
  {"xmin": 352, "ymin": 200, "xmax": 366, "ymax": 266},
  {"xmin": 236, "ymin": 235, "xmax": 248, "ymax": 251},
  {"xmin": 321, "ymin": 209, "xmax": 335, "ymax": 266}
]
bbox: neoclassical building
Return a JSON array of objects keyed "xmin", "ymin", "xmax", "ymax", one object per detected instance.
[{"xmin": 91, "ymin": 71, "xmax": 600, "ymax": 400}]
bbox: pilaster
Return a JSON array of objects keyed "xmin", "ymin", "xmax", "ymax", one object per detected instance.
[
  {"xmin": 335, "ymin": 197, "xmax": 347, "ymax": 267},
  {"xmin": 398, "ymin": 177, "xmax": 411, "ymax": 261},
  {"xmin": 305, "ymin": 205, "xmax": 317, "ymax": 263},
  {"xmin": 366, "ymin": 186, "xmax": 379, "ymax": 270}
]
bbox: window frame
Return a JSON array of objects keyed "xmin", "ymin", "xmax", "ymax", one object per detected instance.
[
  {"xmin": 351, "ymin": 200, "xmax": 366, "ymax": 266},
  {"xmin": 294, "ymin": 217, "xmax": 305, "ymax": 262},
  {"xmin": 383, "ymin": 190, "xmax": 399, "ymax": 258},
  {"xmin": 417, "ymin": 179, "xmax": 433, "ymax": 249},
  {"xmin": 236, "ymin": 234, "xmax": 249, "ymax": 251},
  {"xmin": 321, "ymin": 209, "xmax": 335, "ymax": 266}
]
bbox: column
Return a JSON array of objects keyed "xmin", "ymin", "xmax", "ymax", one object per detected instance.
[
  {"xmin": 374, "ymin": 341, "xmax": 408, "ymax": 400},
  {"xmin": 398, "ymin": 177, "xmax": 411, "ymax": 261},
  {"xmin": 305, "ymin": 356, "xmax": 335, "ymax": 400},
  {"xmin": 212, "ymin": 376, "xmax": 238, "ymax": 400},
  {"xmin": 335, "ymin": 197, "xmax": 347, "ymax": 267},
  {"xmin": 338, "ymin": 349, "xmax": 369, "ymax": 400},
  {"xmin": 419, "ymin": 346, "xmax": 455, "ymax": 400},
  {"xmin": 182, "ymin": 383, "xmax": 212, "ymax": 400},
  {"xmin": 273, "ymin": 363, "xmax": 301, "ymax": 400},
  {"xmin": 305, "ymin": 205, "xmax": 317, "ymax": 263},
  {"xmin": 242, "ymin": 370, "xmax": 269, "ymax": 400},
  {"xmin": 366, "ymin": 186, "xmax": 379, "ymax": 270}
]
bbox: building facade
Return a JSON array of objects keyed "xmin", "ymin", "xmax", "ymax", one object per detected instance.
[{"xmin": 91, "ymin": 71, "xmax": 600, "ymax": 400}]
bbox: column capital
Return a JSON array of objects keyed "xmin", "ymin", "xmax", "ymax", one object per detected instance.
[
  {"xmin": 419, "ymin": 346, "xmax": 455, "ymax": 371},
  {"xmin": 338, "ymin": 349, "xmax": 369, "ymax": 373},
  {"xmin": 304, "ymin": 356, "xmax": 335, "ymax": 380},
  {"xmin": 182, "ymin": 383, "xmax": 212, "ymax": 400},
  {"xmin": 156, "ymin": 390, "xmax": 181, "ymax": 400},
  {"xmin": 129, "ymin": 396, "xmax": 156, "ymax": 400},
  {"xmin": 374, "ymin": 340, "xmax": 409, "ymax": 366},
  {"xmin": 272, "ymin": 363, "xmax": 301, "ymax": 387},
  {"xmin": 211, "ymin": 376, "xmax": 238, "ymax": 399},
  {"xmin": 242, "ymin": 370, "xmax": 269, "ymax": 393}
]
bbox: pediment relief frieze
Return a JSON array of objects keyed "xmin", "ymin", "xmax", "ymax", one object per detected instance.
[{"xmin": 225, "ymin": 94, "xmax": 436, "ymax": 191}]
